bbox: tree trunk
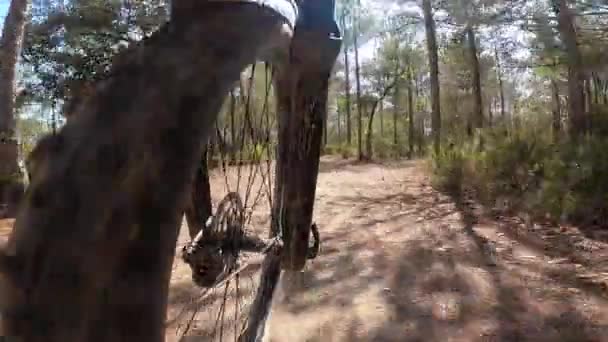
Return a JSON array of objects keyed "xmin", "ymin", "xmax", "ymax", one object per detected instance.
[
  {"xmin": 0, "ymin": 3, "xmax": 297, "ymax": 341},
  {"xmin": 488, "ymin": 98, "xmax": 493, "ymax": 127},
  {"xmin": 552, "ymin": 78, "xmax": 562, "ymax": 136},
  {"xmin": 323, "ymin": 111, "xmax": 328, "ymax": 148},
  {"xmin": 366, "ymin": 119, "xmax": 373, "ymax": 160},
  {"xmin": 584, "ymin": 77, "xmax": 592, "ymax": 114},
  {"xmin": 0, "ymin": 0, "xmax": 27, "ymax": 140},
  {"xmin": 495, "ymin": 46, "xmax": 506, "ymax": 119},
  {"xmin": 353, "ymin": 8, "xmax": 363, "ymax": 160},
  {"xmin": 466, "ymin": 87, "xmax": 474, "ymax": 137},
  {"xmin": 553, "ymin": 0, "xmax": 586, "ymax": 137},
  {"xmin": 0, "ymin": 0, "xmax": 28, "ymax": 217},
  {"xmin": 337, "ymin": 104, "xmax": 342, "ymax": 140},
  {"xmin": 467, "ymin": 25, "xmax": 483, "ymax": 133},
  {"xmin": 341, "ymin": 12, "xmax": 352, "ymax": 145},
  {"xmin": 379, "ymin": 100, "xmax": 384, "ymax": 137},
  {"xmin": 417, "ymin": 114, "xmax": 424, "ymax": 154},
  {"xmin": 422, "ymin": 0, "xmax": 441, "ymax": 155},
  {"xmin": 407, "ymin": 64, "xmax": 414, "ymax": 159},
  {"xmin": 393, "ymin": 78, "xmax": 400, "ymax": 146},
  {"xmin": 365, "ymin": 102, "xmax": 380, "ymax": 160},
  {"xmin": 184, "ymin": 148, "xmax": 213, "ymax": 239}
]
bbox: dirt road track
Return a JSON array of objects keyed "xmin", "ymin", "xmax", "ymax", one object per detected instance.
[
  {"xmin": 247, "ymin": 157, "xmax": 607, "ymax": 341},
  {"xmin": 3, "ymin": 156, "xmax": 607, "ymax": 341}
]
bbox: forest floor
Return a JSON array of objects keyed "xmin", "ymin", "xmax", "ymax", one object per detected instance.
[
  {"xmin": 1, "ymin": 157, "xmax": 607, "ymax": 341},
  {"xmin": 166, "ymin": 156, "xmax": 608, "ymax": 342}
]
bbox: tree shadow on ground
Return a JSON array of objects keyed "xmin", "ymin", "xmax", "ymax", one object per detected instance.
[
  {"xmin": 329, "ymin": 189, "xmax": 457, "ymax": 226},
  {"xmin": 276, "ymin": 236, "xmax": 389, "ymax": 315},
  {"xmin": 451, "ymin": 185, "xmax": 608, "ymax": 298},
  {"xmin": 370, "ymin": 187, "xmax": 608, "ymax": 342},
  {"xmin": 279, "ymin": 163, "xmax": 607, "ymax": 341},
  {"xmin": 276, "ymin": 169, "xmax": 459, "ymax": 313},
  {"xmin": 346, "ymin": 226, "xmax": 607, "ymax": 341},
  {"xmin": 321, "ymin": 170, "xmax": 608, "ymax": 341},
  {"xmin": 577, "ymin": 224, "xmax": 608, "ymax": 244}
]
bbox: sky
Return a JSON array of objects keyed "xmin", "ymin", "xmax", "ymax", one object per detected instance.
[
  {"xmin": 0, "ymin": 0, "xmax": 532, "ymax": 91},
  {"xmin": 0, "ymin": 0, "xmax": 8, "ymax": 30},
  {"xmin": 0, "ymin": 0, "xmax": 381, "ymax": 56}
]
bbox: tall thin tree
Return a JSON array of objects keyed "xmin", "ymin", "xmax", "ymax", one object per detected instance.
[
  {"xmin": 552, "ymin": 0, "xmax": 586, "ymax": 137},
  {"xmin": 393, "ymin": 67, "xmax": 400, "ymax": 146},
  {"xmin": 0, "ymin": 0, "xmax": 29, "ymax": 216},
  {"xmin": 467, "ymin": 25, "xmax": 483, "ymax": 134},
  {"xmin": 407, "ymin": 58, "xmax": 415, "ymax": 159},
  {"xmin": 341, "ymin": 10, "xmax": 352, "ymax": 145},
  {"xmin": 422, "ymin": 0, "xmax": 441, "ymax": 155},
  {"xmin": 494, "ymin": 46, "xmax": 506, "ymax": 119},
  {"xmin": 353, "ymin": 3, "xmax": 363, "ymax": 160}
]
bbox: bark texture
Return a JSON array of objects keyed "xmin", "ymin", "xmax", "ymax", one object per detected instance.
[
  {"xmin": 495, "ymin": 47, "xmax": 506, "ymax": 119},
  {"xmin": 353, "ymin": 10, "xmax": 363, "ymax": 160},
  {"xmin": 365, "ymin": 83, "xmax": 397, "ymax": 160},
  {"xmin": 0, "ymin": 0, "xmax": 27, "ymax": 136},
  {"xmin": 422, "ymin": 0, "xmax": 441, "ymax": 154},
  {"xmin": 393, "ymin": 76, "xmax": 400, "ymax": 146},
  {"xmin": 467, "ymin": 26, "xmax": 483, "ymax": 132},
  {"xmin": 553, "ymin": 0, "xmax": 586, "ymax": 137},
  {"xmin": 0, "ymin": 0, "xmax": 28, "ymax": 217},
  {"xmin": 407, "ymin": 64, "xmax": 414, "ymax": 159},
  {"xmin": 552, "ymin": 79, "xmax": 562, "ymax": 136}
]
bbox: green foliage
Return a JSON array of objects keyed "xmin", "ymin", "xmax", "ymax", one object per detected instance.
[
  {"xmin": 22, "ymin": 0, "xmax": 168, "ymax": 106},
  {"xmin": 588, "ymin": 106, "xmax": 608, "ymax": 136},
  {"xmin": 324, "ymin": 143, "xmax": 356, "ymax": 159},
  {"xmin": 247, "ymin": 143, "xmax": 271, "ymax": 161},
  {"xmin": 432, "ymin": 124, "xmax": 608, "ymax": 224},
  {"xmin": 372, "ymin": 135, "xmax": 403, "ymax": 159},
  {"xmin": 17, "ymin": 117, "xmax": 50, "ymax": 159},
  {"xmin": 430, "ymin": 141, "xmax": 467, "ymax": 195}
]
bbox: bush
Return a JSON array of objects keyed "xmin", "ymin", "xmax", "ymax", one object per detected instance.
[
  {"xmin": 432, "ymin": 127, "xmax": 608, "ymax": 225},
  {"xmin": 321, "ymin": 143, "xmax": 356, "ymax": 159},
  {"xmin": 373, "ymin": 136, "xmax": 398, "ymax": 159},
  {"xmin": 339, "ymin": 143, "xmax": 356, "ymax": 159},
  {"xmin": 322, "ymin": 144, "xmax": 338, "ymax": 156},
  {"xmin": 430, "ymin": 143, "xmax": 467, "ymax": 196}
]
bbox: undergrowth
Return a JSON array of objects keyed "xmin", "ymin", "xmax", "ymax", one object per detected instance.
[
  {"xmin": 431, "ymin": 126, "xmax": 608, "ymax": 227},
  {"xmin": 324, "ymin": 136, "xmax": 409, "ymax": 160}
]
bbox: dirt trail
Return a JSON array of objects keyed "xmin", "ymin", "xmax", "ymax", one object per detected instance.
[
  {"xmin": 215, "ymin": 157, "xmax": 607, "ymax": 341},
  {"xmin": 2, "ymin": 157, "xmax": 607, "ymax": 341}
]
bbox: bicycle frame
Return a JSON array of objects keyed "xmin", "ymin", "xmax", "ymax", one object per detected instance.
[
  {"xmin": 272, "ymin": 3, "xmax": 341, "ymax": 271},
  {"xmin": 0, "ymin": 1, "xmax": 340, "ymax": 341}
]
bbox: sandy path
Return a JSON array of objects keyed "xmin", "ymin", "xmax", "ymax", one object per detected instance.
[
  {"xmin": 3, "ymin": 156, "xmax": 607, "ymax": 341},
  {"xmin": 168, "ymin": 156, "xmax": 608, "ymax": 341}
]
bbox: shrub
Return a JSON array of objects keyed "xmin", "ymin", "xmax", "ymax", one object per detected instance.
[
  {"xmin": 338, "ymin": 143, "xmax": 355, "ymax": 159},
  {"xmin": 373, "ymin": 136, "xmax": 397, "ymax": 159},
  {"xmin": 430, "ymin": 143, "xmax": 467, "ymax": 196},
  {"xmin": 320, "ymin": 143, "xmax": 356, "ymax": 159},
  {"xmin": 322, "ymin": 144, "xmax": 338, "ymax": 156},
  {"xmin": 432, "ymin": 126, "xmax": 608, "ymax": 226}
]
